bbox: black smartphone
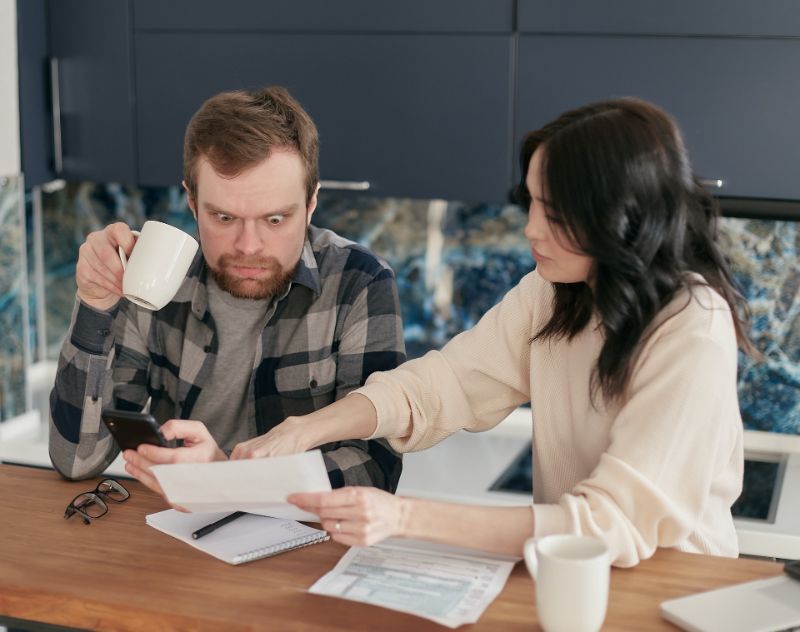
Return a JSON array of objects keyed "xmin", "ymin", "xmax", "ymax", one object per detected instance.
[
  {"xmin": 101, "ymin": 409, "xmax": 175, "ymax": 451},
  {"xmin": 785, "ymin": 559, "xmax": 800, "ymax": 582}
]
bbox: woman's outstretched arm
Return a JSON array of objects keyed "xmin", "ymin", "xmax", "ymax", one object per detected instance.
[
  {"xmin": 289, "ymin": 486, "xmax": 534, "ymax": 557},
  {"xmin": 231, "ymin": 393, "xmax": 379, "ymax": 459}
]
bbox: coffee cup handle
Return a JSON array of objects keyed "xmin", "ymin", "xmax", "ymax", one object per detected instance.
[
  {"xmin": 118, "ymin": 230, "xmax": 141, "ymax": 271},
  {"xmin": 524, "ymin": 541, "xmax": 539, "ymax": 580}
]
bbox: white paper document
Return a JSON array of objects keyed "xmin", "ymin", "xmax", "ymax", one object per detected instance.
[
  {"xmin": 150, "ymin": 449, "xmax": 331, "ymax": 521},
  {"xmin": 309, "ymin": 539, "xmax": 518, "ymax": 628}
]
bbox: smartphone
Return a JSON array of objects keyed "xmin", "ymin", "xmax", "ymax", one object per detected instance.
[
  {"xmin": 101, "ymin": 409, "xmax": 175, "ymax": 451},
  {"xmin": 785, "ymin": 559, "xmax": 800, "ymax": 582}
]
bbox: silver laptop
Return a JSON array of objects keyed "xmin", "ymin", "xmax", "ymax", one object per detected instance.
[{"xmin": 660, "ymin": 575, "xmax": 800, "ymax": 632}]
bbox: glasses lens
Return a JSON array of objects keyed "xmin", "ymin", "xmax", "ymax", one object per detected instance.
[
  {"xmin": 96, "ymin": 479, "xmax": 130, "ymax": 502},
  {"xmin": 72, "ymin": 492, "xmax": 107, "ymax": 518}
]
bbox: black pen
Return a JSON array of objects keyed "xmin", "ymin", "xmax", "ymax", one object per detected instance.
[{"xmin": 191, "ymin": 511, "xmax": 247, "ymax": 539}]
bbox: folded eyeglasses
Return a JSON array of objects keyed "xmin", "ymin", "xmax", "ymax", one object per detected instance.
[{"xmin": 64, "ymin": 478, "xmax": 130, "ymax": 524}]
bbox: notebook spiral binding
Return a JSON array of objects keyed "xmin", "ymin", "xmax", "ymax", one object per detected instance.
[{"xmin": 233, "ymin": 532, "xmax": 331, "ymax": 564}]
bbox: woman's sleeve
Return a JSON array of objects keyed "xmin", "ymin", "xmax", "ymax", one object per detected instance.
[
  {"xmin": 533, "ymin": 296, "xmax": 743, "ymax": 567},
  {"xmin": 356, "ymin": 271, "xmax": 546, "ymax": 452}
]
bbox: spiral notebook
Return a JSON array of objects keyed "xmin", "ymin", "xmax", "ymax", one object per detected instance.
[{"xmin": 146, "ymin": 509, "xmax": 329, "ymax": 565}]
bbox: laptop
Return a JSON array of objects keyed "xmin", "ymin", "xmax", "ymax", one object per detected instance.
[{"xmin": 660, "ymin": 575, "xmax": 800, "ymax": 632}]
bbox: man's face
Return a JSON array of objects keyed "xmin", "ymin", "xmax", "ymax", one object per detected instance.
[{"xmin": 185, "ymin": 150, "xmax": 317, "ymax": 299}]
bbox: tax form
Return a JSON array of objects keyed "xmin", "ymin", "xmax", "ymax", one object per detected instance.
[{"xmin": 309, "ymin": 538, "xmax": 518, "ymax": 628}]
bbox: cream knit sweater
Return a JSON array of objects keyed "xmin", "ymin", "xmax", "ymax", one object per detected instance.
[{"xmin": 358, "ymin": 270, "xmax": 743, "ymax": 567}]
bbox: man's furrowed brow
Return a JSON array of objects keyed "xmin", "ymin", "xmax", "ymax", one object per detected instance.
[
  {"xmin": 202, "ymin": 201, "xmax": 302, "ymax": 218},
  {"xmin": 265, "ymin": 203, "xmax": 301, "ymax": 216},
  {"xmin": 203, "ymin": 201, "xmax": 231, "ymax": 215}
]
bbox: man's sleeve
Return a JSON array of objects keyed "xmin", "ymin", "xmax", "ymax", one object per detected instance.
[
  {"xmin": 49, "ymin": 299, "xmax": 150, "ymax": 480},
  {"xmin": 320, "ymin": 257, "xmax": 406, "ymax": 492}
]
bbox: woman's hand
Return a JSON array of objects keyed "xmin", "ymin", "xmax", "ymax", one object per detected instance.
[
  {"xmin": 123, "ymin": 419, "xmax": 227, "ymax": 500},
  {"xmin": 231, "ymin": 394, "xmax": 379, "ymax": 460},
  {"xmin": 288, "ymin": 487, "xmax": 410, "ymax": 547},
  {"xmin": 230, "ymin": 416, "xmax": 314, "ymax": 460}
]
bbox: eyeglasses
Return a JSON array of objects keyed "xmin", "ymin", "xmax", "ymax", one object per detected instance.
[{"xmin": 64, "ymin": 478, "xmax": 131, "ymax": 524}]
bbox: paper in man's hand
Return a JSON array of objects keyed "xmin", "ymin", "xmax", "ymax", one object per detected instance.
[{"xmin": 150, "ymin": 449, "xmax": 331, "ymax": 521}]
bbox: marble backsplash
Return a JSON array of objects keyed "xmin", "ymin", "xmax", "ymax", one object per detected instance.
[
  {"xmin": 2, "ymin": 181, "xmax": 799, "ymax": 437},
  {"xmin": 0, "ymin": 174, "xmax": 29, "ymax": 421},
  {"xmin": 32, "ymin": 183, "xmax": 532, "ymax": 364},
  {"xmin": 720, "ymin": 218, "xmax": 800, "ymax": 434}
]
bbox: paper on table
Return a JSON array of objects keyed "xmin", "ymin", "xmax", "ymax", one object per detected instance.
[
  {"xmin": 308, "ymin": 539, "xmax": 518, "ymax": 628},
  {"xmin": 150, "ymin": 449, "xmax": 331, "ymax": 521}
]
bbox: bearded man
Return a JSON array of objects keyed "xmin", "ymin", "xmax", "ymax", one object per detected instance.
[{"xmin": 49, "ymin": 87, "xmax": 405, "ymax": 493}]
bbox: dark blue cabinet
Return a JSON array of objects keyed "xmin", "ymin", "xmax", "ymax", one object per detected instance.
[
  {"xmin": 46, "ymin": 0, "xmax": 135, "ymax": 184},
  {"xmin": 18, "ymin": 0, "xmax": 136, "ymax": 186},
  {"xmin": 17, "ymin": 0, "xmax": 800, "ymax": 202},
  {"xmin": 131, "ymin": 0, "xmax": 515, "ymax": 201},
  {"xmin": 517, "ymin": 0, "xmax": 800, "ymax": 37},
  {"xmin": 133, "ymin": 0, "xmax": 512, "ymax": 33},
  {"xmin": 17, "ymin": 0, "xmax": 51, "ymax": 186},
  {"xmin": 515, "ymin": 0, "xmax": 800, "ymax": 200},
  {"xmin": 135, "ymin": 32, "xmax": 513, "ymax": 201}
]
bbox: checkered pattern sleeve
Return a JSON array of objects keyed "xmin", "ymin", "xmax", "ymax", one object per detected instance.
[
  {"xmin": 319, "ymin": 263, "xmax": 406, "ymax": 491},
  {"xmin": 48, "ymin": 299, "xmax": 151, "ymax": 480}
]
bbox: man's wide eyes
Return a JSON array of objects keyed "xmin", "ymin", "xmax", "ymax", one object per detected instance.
[{"xmin": 212, "ymin": 213, "xmax": 287, "ymax": 224}]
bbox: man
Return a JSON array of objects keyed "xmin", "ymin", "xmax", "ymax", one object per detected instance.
[{"xmin": 49, "ymin": 86, "xmax": 405, "ymax": 492}]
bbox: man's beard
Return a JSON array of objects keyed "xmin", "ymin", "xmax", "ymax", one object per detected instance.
[{"xmin": 209, "ymin": 254, "xmax": 295, "ymax": 299}]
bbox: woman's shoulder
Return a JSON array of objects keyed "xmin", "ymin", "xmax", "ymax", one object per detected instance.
[
  {"xmin": 456, "ymin": 268, "xmax": 552, "ymax": 343},
  {"xmin": 505, "ymin": 269, "xmax": 555, "ymax": 317},
  {"xmin": 651, "ymin": 274, "xmax": 735, "ymax": 345},
  {"xmin": 514, "ymin": 268, "xmax": 553, "ymax": 299},
  {"xmin": 631, "ymin": 275, "xmax": 740, "ymax": 395}
]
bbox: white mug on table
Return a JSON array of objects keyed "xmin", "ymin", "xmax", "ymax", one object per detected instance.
[
  {"xmin": 118, "ymin": 220, "xmax": 198, "ymax": 310},
  {"xmin": 524, "ymin": 534, "xmax": 611, "ymax": 632}
]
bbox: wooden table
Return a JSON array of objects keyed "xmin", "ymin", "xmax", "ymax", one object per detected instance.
[{"xmin": 0, "ymin": 463, "xmax": 784, "ymax": 631}]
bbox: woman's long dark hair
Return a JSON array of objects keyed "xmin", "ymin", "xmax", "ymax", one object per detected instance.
[{"xmin": 517, "ymin": 98, "xmax": 754, "ymax": 404}]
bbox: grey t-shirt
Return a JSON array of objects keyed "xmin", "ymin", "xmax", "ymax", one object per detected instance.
[{"xmin": 190, "ymin": 276, "xmax": 271, "ymax": 453}]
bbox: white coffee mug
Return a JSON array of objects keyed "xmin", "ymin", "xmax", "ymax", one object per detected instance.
[
  {"xmin": 524, "ymin": 534, "xmax": 611, "ymax": 632},
  {"xmin": 118, "ymin": 220, "xmax": 198, "ymax": 310}
]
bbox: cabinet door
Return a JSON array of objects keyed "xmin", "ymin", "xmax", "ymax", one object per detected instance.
[
  {"xmin": 518, "ymin": 0, "xmax": 800, "ymax": 37},
  {"xmin": 135, "ymin": 32, "xmax": 513, "ymax": 202},
  {"xmin": 134, "ymin": 0, "xmax": 512, "ymax": 33},
  {"xmin": 515, "ymin": 36, "xmax": 800, "ymax": 200},
  {"xmin": 18, "ymin": 0, "xmax": 51, "ymax": 186},
  {"xmin": 47, "ymin": 0, "xmax": 135, "ymax": 183}
]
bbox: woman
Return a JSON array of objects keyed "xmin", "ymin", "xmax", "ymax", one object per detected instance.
[{"xmin": 127, "ymin": 98, "xmax": 752, "ymax": 567}]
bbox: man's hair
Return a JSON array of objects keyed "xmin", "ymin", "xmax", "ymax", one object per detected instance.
[{"xmin": 183, "ymin": 86, "xmax": 319, "ymax": 204}]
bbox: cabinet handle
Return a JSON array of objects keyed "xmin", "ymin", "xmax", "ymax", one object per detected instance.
[
  {"xmin": 319, "ymin": 180, "xmax": 371, "ymax": 191},
  {"xmin": 699, "ymin": 178, "xmax": 724, "ymax": 189},
  {"xmin": 49, "ymin": 57, "xmax": 63, "ymax": 174}
]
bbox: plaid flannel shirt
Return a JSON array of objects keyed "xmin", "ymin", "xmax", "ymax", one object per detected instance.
[{"xmin": 49, "ymin": 225, "xmax": 406, "ymax": 490}]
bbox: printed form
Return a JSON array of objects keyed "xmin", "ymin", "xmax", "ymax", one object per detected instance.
[{"xmin": 309, "ymin": 539, "xmax": 518, "ymax": 628}]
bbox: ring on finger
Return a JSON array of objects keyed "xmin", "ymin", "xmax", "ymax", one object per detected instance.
[{"xmin": 335, "ymin": 520, "xmax": 342, "ymax": 534}]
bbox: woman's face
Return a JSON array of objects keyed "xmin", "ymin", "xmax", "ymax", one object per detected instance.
[{"xmin": 523, "ymin": 147, "xmax": 594, "ymax": 284}]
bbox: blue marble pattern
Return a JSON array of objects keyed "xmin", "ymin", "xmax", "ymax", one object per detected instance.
[
  {"xmin": 314, "ymin": 198, "xmax": 531, "ymax": 359},
  {"xmin": 0, "ymin": 174, "xmax": 28, "ymax": 421},
  {"xmin": 719, "ymin": 217, "xmax": 800, "ymax": 435},
  {"xmin": 12, "ymin": 183, "xmax": 800, "ymax": 439}
]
